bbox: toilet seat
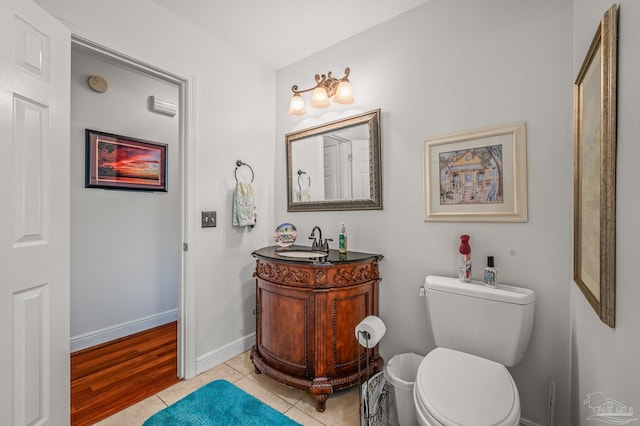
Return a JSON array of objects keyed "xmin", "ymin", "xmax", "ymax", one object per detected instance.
[{"xmin": 413, "ymin": 347, "xmax": 520, "ymax": 426}]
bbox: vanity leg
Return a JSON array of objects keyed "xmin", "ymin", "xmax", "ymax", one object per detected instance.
[
  {"xmin": 314, "ymin": 394, "xmax": 329, "ymax": 412},
  {"xmin": 310, "ymin": 379, "xmax": 332, "ymax": 412}
]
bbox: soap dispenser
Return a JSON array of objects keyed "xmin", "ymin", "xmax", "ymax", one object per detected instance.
[{"xmin": 339, "ymin": 223, "xmax": 348, "ymax": 254}]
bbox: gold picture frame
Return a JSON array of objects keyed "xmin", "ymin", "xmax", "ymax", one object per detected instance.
[
  {"xmin": 422, "ymin": 122, "xmax": 528, "ymax": 222},
  {"xmin": 573, "ymin": 4, "xmax": 617, "ymax": 328}
]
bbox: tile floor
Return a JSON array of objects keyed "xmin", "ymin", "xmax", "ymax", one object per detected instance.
[{"xmin": 95, "ymin": 350, "xmax": 362, "ymax": 426}]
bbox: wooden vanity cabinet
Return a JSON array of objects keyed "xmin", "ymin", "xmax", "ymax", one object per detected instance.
[{"xmin": 250, "ymin": 247, "xmax": 383, "ymax": 412}]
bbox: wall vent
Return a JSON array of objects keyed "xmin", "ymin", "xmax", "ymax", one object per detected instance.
[{"xmin": 149, "ymin": 96, "xmax": 177, "ymax": 117}]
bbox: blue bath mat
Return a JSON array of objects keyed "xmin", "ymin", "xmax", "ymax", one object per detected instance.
[{"xmin": 143, "ymin": 379, "xmax": 301, "ymax": 426}]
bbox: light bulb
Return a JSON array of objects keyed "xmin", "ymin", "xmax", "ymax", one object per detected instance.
[
  {"xmin": 333, "ymin": 80, "xmax": 354, "ymax": 104},
  {"xmin": 310, "ymin": 86, "xmax": 330, "ymax": 108},
  {"xmin": 288, "ymin": 93, "xmax": 307, "ymax": 116}
]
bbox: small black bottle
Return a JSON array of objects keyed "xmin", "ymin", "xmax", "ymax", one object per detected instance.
[{"xmin": 483, "ymin": 256, "xmax": 498, "ymax": 287}]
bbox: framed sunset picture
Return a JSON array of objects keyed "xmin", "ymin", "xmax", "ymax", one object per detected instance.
[{"xmin": 85, "ymin": 129, "xmax": 168, "ymax": 191}]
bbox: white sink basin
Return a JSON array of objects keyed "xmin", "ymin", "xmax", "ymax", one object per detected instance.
[{"xmin": 276, "ymin": 250, "xmax": 328, "ymax": 260}]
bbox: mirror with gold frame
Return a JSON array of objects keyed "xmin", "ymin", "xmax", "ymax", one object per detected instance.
[
  {"xmin": 286, "ymin": 109, "xmax": 382, "ymax": 211},
  {"xmin": 573, "ymin": 4, "xmax": 617, "ymax": 328}
]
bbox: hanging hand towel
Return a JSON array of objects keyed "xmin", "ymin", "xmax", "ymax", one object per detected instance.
[{"xmin": 232, "ymin": 182, "xmax": 257, "ymax": 227}]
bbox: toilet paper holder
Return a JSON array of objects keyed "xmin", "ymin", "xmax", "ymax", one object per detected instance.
[
  {"xmin": 355, "ymin": 315, "xmax": 386, "ymax": 348},
  {"xmin": 355, "ymin": 316, "xmax": 386, "ymax": 425},
  {"xmin": 358, "ymin": 330, "xmax": 371, "ymax": 341}
]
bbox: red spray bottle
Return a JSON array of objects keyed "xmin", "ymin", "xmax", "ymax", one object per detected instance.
[{"xmin": 458, "ymin": 235, "xmax": 471, "ymax": 283}]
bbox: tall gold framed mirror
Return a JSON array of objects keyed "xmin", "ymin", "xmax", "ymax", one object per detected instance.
[{"xmin": 573, "ymin": 4, "xmax": 617, "ymax": 327}]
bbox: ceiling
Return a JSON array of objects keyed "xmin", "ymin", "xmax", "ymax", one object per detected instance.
[{"xmin": 153, "ymin": 0, "xmax": 430, "ymax": 69}]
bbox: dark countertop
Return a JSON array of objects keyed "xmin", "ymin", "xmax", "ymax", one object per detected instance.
[{"xmin": 252, "ymin": 245, "xmax": 383, "ymax": 265}]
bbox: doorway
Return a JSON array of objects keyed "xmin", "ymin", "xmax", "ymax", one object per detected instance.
[{"xmin": 68, "ymin": 35, "xmax": 195, "ymax": 379}]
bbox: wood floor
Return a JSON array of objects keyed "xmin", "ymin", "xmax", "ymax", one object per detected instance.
[{"xmin": 70, "ymin": 322, "xmax": 180, "ymax": 426}]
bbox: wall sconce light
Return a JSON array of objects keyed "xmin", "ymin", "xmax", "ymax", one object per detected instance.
[{"xmin": 288, "ymin": 67, "xmax": 354, "ymax": 116}]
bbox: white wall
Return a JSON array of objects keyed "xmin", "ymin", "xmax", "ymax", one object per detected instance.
[
  {"xmin": 70, "ymin": 46, "xmax": 180, "ymax": 349},
  {"xmin": 276, "ymin": 0, "xmax": 573, "ymax": 423},
  {"xmin": 38, "ymin": 0, "xmax": 276, "ymax": 368},
  {"xmin": 571, "ymin": 1, "xmax": 640, "ymax": 424}
]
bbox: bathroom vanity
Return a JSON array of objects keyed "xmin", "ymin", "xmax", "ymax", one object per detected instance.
[{"xmin": 250, "ymin": 246, "xmax": 384, "ymax": 412}]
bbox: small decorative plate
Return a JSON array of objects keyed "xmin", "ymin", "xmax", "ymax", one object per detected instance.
[{"xmin": 274, "ymin": 223, "xmax": 297, "ymax": 247}]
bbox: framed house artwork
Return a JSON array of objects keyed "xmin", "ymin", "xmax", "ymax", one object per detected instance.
[{"xmin": 422, "ymin": 122, "xmax": 528, "ymax": 222}]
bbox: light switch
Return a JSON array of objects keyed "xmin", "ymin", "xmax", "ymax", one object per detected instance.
[{"xmin": 202, "ymin": 211, "xmax": 216, "ymax": 228}]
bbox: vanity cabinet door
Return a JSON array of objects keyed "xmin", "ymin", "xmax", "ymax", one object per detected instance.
[
  {"xmin": 319, "ymin": 282, "xmax": 377, "ymax": 381},
  {"xmin": 256, "ymin": 278, "xmax": 314, "ymax": 378}
]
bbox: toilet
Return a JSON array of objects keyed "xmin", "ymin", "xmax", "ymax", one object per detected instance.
[{"xmin": 413, "ymin": 275, "xmax": 535, "ymax": 426}]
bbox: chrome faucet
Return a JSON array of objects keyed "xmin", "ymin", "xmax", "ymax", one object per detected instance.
[{"xmin": 309, "ymin": 226, "xmax": 332, "ymax": 252}]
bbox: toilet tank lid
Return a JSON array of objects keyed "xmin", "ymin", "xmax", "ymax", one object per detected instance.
[{"xmin": 425, "ymin": 275, "xmax": 535, "ymax": 305}]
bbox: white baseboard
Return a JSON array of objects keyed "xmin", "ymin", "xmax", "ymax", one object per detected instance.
[
  {"xmin": 70, "ymin": 309, "xmax": 178, "ymax": 353},
  {"xmin": 520, "ymin": 418, "xmax": 544, "ymax": 426},
  {"xmin": 195, "ymin": 332, "xmax": 256, "ymax": 375}
]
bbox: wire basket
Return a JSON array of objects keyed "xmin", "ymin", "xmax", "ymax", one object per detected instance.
[{"xmin": 361, "ymin": 371, "xmax": 395, "ymax": 426}]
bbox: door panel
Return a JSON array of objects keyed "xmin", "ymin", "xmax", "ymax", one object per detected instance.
[
  {"xmin": 0, "ymin": 1, "xmax": 70, "ymax": 424},
  {"xmin": 325, "ymin": 284, "xmax": 372, "ymax": 376},
  {"xmin": 14, "ymin": 15, "xmax": 50, "ymax": 81},
  {"xmin": 13, "ymin": 94, "xmax": 49, "ymax": 245},
  {"xmin": 256, "ymin": 279, "xmax": 314, "ymax": 377}
]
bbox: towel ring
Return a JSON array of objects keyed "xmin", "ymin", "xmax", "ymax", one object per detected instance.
[{"xmin": 235, "ymin": 160, "xmax": 254, "ymax": 183}]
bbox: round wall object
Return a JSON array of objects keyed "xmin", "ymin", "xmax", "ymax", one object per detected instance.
[{"xmin": 87, "ymin": 75, "xmax": 108, "ymax": 93}]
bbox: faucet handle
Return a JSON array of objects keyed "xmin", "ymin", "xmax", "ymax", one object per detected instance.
[{"xmin": 309, "ymin": 235, "xmax": 318, "ymax": 249}]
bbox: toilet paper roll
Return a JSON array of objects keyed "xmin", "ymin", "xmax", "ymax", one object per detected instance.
[{"xmin": 355, "ymin": 315, "xmax": 386, "ymax": 348}]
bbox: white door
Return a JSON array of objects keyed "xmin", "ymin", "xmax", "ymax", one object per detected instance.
[
  {"xmin": 323, "ymin": 137, "xmax": 339, "ymax": 200},
  {"xmin": 324, "ymin": 136, "xmax": 354, "ymax": 200},
  {"xmin": 351, "ymin": 139, "xmax": 370, "ymax": 199},
  {"xmin": 0, "ymin": 0, "xmax": 70, "ymax": 424}
]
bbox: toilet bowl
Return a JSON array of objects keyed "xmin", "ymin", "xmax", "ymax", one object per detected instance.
[{"xmin": 413, "ymin": 348, "xmax": 520, "ymax": 426}]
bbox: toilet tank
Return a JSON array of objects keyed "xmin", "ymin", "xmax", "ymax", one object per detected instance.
[{"xmin": 424, "ymin": 275, "xmax": 535, "ymax": 367}]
